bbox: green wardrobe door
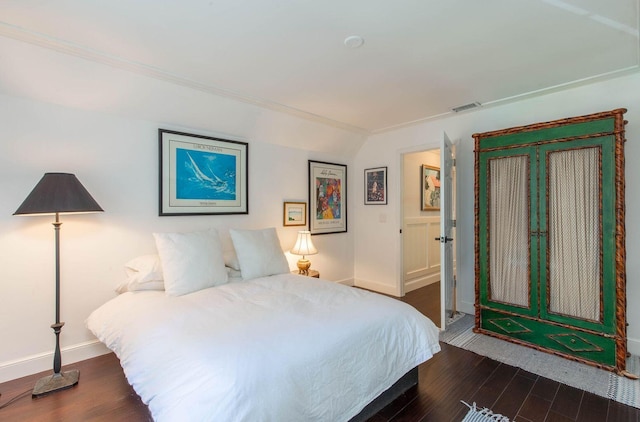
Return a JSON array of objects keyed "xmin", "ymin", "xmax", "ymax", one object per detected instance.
[
  {"xmin": 478, "ymin": 146, "xmax": 538, "ymax": 317},
  {"xmin": 538, "ymin": 136, "xmax": 617, "ymax": 334}
]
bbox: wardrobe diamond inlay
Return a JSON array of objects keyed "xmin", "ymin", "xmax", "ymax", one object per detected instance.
[
  {"xmin": 547, "ymin": 334, "xmax": 603, "ymax": 353},
  {"xmin": 488, "ymin": 318, "xmax": 531, "ymax": 334}
]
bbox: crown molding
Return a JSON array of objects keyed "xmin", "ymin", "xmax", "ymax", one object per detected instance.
[{"xmin": 0, "ymin": 21, "xmax": 370, "ymax": 135}]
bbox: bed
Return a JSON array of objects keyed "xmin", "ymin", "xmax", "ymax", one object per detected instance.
[{"xmin": 87, "ymin": 228, "xmax": 440, "ymax": 421}]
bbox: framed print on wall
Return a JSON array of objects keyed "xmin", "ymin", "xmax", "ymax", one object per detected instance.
[
  {"xmin": 159, "ymin": 129, "xmax": 248, "ymax": 216},
  {"xmin": 283, "ymin": 202, "xmax": 307, "ymax": 226},
  {"xmin": 421, "ymin": 164, "xmax": 440, "ymax": 211},
  {"xmin": 309, "ymin": 160, "xmax": 347, "ymax": 235},
  {"xmin": 364, "ymin": 166, "xmax": 387, "ymax": 205}
]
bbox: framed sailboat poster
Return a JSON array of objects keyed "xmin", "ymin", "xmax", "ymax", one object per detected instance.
[{"xmin": 159, "ymin": 129, "xmax": 248, "ymax": 216}]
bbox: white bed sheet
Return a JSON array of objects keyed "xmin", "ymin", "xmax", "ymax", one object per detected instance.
[{"xmin": 87, "ymin": 274, "xmax": 440, "ymax": 422}]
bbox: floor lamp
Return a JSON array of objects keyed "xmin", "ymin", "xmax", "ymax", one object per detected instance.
[{"xmin": 14, "ymin": 173, "xmax": 103, "ymax": 397}]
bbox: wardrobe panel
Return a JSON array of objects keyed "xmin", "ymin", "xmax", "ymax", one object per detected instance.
[
  {"xmin": 547, "ymin": 147, "xmax": 601, "ymax": 321},
  {"xmin": 489, "ymin": 155, "xmax": 530, "ymax": 307}
]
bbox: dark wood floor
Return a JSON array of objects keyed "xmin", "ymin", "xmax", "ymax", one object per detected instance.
[{"xmin": 0, "ymin": 283, "xmax": 637, "ymax": 421}]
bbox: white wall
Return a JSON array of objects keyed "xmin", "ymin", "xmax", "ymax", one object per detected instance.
[
  {"xmin": 0, "ymin": 37, "xmax": 362, "ymax": 382},
  {"xmin": 354, "ymin": 71, "xmax": 640, "ymax": 356}
]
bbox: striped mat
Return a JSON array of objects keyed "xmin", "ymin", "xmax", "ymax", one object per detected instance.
[
  {"xmin": 460, "ymin": 401, "xmax": 510, "ymax": 421},
  {"xmin": 441, "ymin": 314, "xmax": 639, "ymax": 409}
]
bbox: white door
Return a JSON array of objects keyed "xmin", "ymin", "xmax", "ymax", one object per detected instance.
[{"xmin": 439, "ymin": 131, "xmax": 455, "ymax": 330}]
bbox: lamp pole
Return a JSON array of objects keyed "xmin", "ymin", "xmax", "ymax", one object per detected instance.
[
  {"xmin": 32, "ymin": 212, "xmax": 80, "ymax": 397},
  {"xmin": 52, "ymin": 212, "xmax": 63, "ymax": 375}
]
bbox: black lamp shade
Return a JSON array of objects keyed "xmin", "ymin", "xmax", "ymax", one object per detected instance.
[{"xmin": 14, "ymin": 173, "xmax": 103, "ymax": 215}]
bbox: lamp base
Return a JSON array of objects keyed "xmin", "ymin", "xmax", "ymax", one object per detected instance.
[
  {"xmin": 297, "ymin": 258, "xmax": 311, "ymax": 275},
  {"xmin": 32, "ymin": 370, "xmax": 79, "ymax": 397}
]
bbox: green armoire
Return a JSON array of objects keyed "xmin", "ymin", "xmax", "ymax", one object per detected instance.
[{"xmin": 473, "ymin": 109, "xmax": 628, "ymax": 374}]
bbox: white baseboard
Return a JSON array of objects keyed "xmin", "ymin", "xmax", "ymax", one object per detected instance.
[
  {"xmin": 353, "ymin": 278, "xmax": 399, "ymax": 296},
  {"xmin": 336, "ymin": 278, "xmax": 354, "ymax": 287},
  {"xmin": 0, "ymin": 340, "xmax": 111, "ymax": 384}
]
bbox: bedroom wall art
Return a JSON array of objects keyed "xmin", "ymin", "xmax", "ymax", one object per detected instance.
[
  {"xmin": 364, "ymin": 166, "xmax": 387, "ymax": 205},
  {"xmin": 421, "ymin": 164, "xmax": 440, "ymax": 211},
  {"xmin": 283, "ymin": 202, "xmax": 306, "ymax": 226},
  {"xmin": 308, "ymin": 160, "xmax": 347, "ymax": 235},
  {"xmin": 159, "ymin": 129, "xmax": 248, "ymax": 216}
]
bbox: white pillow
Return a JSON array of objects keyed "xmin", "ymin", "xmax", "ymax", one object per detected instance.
[
  {"xmin": 229, "ymin": 228, "xmax": 290, "ymax": 280},
  {"xmin": 115, "ymin": 254, "xmax": 165, "ymax": 293},
  {"xmin": 153, "ymin": 229, "xmax": 228, "ymax": 296}
]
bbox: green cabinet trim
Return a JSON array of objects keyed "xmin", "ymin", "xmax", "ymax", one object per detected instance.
[{"xmin": 476, "ymin": 117, "xmax": 616, "ymax": 150}]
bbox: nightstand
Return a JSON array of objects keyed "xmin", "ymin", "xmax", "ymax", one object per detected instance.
[{"xmin": 292, "ymin": 269, "xmax": 320, "ymax": 278}]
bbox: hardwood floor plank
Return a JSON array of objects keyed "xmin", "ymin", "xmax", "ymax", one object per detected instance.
[
  {"xmin": 468, "ymin": 362, "xmax": 519, "ymax": 409},
  {"xmin": 607, "ymin": 399, "xmax": 640, "ymax": 422},
  {"xmin": 529, "ymin": 377, "xmax": 560, "ymax": 403},
  {"xmin": 575, "ymin": 392, "xmax": 610, "ymax": 422},
  {"xmin": 518, "ymin": 393, "xmax": 553, "ymax": 422},
  {"xmin": 544, "ymin": 410, "xmax": 576, "ymax": 422},
  {"xmin": 549, "ymin": 383, "xmax": 584, "ymax": 420},
  {"xmin": 491, "ymin": 373, "xmax": 536, "ymax": 419}
]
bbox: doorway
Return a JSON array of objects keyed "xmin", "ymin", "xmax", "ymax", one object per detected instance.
[{"xmin": 400, "ymin": 146, "xmax": 457, "ymax": 330}]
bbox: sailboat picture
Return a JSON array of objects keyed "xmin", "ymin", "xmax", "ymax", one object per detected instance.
[
  {"xmin": 176, "ymin": 149, "xmax": 236, "ymax": 200},
  {"xmin": 159, "ymin": 129, "xmax": 248, "ymax": 216}
]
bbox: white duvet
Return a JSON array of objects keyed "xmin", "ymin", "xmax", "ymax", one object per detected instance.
[{"xmin": 87, "ymin": 274, "xmax": 440, "ymax": 422}]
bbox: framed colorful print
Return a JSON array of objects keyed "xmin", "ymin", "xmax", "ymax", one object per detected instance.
[
  {"xmin": 364, "ymin": 166, "xmax": 387, "ymax": 205},
  {"xmin": 421, "ymin": 164, "xmax": 440, "ymax": 211},
  {"xmin": 159, "ymin": 129, "xmax": 248, "ymax": 216},
  {"xmin": 308, "ymin": 160, "xmax": 347, "ymax": 235},
  {"xmin": 283, "ymin": 202, "xmax": 307, "ymax": 226}
]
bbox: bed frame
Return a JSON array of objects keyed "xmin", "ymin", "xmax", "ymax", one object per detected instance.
[{"xmin": 349, "ymin": 366, "xmax": 419, "ymax": 422}]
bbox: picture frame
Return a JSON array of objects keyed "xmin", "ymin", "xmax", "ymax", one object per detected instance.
[
  {"xmin": 364, "ymin": 166, "xmax": 387, "ymax": 205},
  {"xmin": 421, "ymin": 164, "xmax": 441, "ymax": 211},
  {"xmin": 283, "ymin": 202, "xmax": 307, "ymax": 226},
  {"xmin": 159, "ymin": 129, "xmax": 248, "ymax": 216},
  {"xmin": 308, "ymin": 160, "xmax": 347, "ymax": 235}
]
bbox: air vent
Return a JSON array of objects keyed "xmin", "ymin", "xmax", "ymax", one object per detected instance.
[{"xmin": 452, "ymin": 102, "xmax": 481, "ymax": 113}]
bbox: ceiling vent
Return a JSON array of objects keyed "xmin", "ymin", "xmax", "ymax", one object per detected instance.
[{"xmin": 452, "ymin": 102, "xmax": 481, "ymax": 113}]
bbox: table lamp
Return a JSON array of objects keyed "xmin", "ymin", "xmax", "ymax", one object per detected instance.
[{"xmin": 290, "ymin": 231, "xmax": 317, "ymax": 275}]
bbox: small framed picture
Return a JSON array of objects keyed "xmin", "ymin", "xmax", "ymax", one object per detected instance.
[
  {"xmin": 159, "ymin": 129, "xmax": 248, "ymax": 216},
  {"xmin": 364, "ymin": 166, "xmax": 387, "ymax": 205},
  {"xmin": 421, "ymin": 164, "xmax": 440, "ymax": 211},
  {"xmin": 283, "ymin": 202, "xmax": 307, "ymax": 226},
  {"xmin": 309, "ymin": 160, "xmax": 347, "ymax": 235}
]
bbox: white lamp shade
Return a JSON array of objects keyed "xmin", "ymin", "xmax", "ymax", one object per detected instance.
[{"xmin": 290, "ymin": 231, "xmax": 318, "ymax": 256}]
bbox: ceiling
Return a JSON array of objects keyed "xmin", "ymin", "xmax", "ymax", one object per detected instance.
[{"xmin": 0, "ymin": 0, "xmax": 638, "ymax": 134}]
